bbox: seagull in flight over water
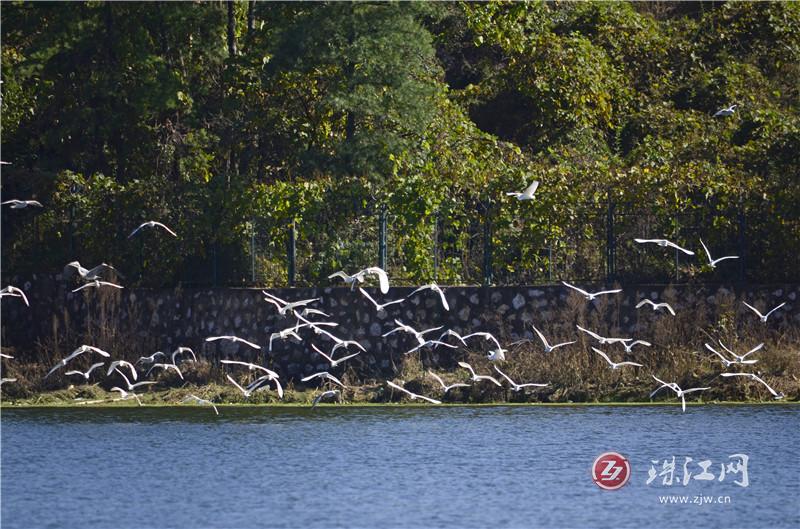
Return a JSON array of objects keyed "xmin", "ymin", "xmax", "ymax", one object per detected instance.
[
  {"xmin": 742, "ymin": 301, "xmax": 785, "ymax": 323},
  {"xmin": 561, "ymin": 281, "xmax": 622, "ymax": 301},
  {"xmin": 528, "ymin": 324, "xmax": 575, "ymax": 353},
  {"xmin": 65, "ymin": 362, "xmax": 105, "ymax": 381},
  {"xmin": 181, "ymin": 395, "xmax": 219, "ymax": 415},
  {"xmin": 650, "ymin": 376, "xmax": 710, "ymax": 412},
  {"xmin": 457, "ymin": 362, "xmax": 502, "ymax": 386},
  {"xmin": 591, "ymin": 347, "xmax": 643, "ymax": 370},
  {"xmin": 427, "ymin": 371, "xmax": 470, "ymax": 393},
  {"xmin": 493, "ymin": 366, "xmax": 548, "ymax": 392},
  {"xmin": 45, "ymin": 345, "xmax": 111, "ymax": 378},
  {"xmin": 312, "ymin": 390, "xmax": 340, "ymax": 408},
  {"xmin": 128, "ymin": 221, "xmax": 177, "ymax": 238},
  {"xmin": 311, "ymin": 344, "xmax": 361, "ymax": 368},
  {"xmin": 721, "ymin": 372, "xmax": 783, "ymax": 400},
  {"xmin": 386, "ymin": 381, "xmax": 441, "ymax": 404}
]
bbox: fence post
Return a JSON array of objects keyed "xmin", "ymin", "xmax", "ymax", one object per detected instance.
[
  {"xmin": 483, "ymin": 199, "xmax": 493, "ymax": 286},
  {"xmin": 432, "ymin": 210, "xmax": 439, "ymax": 281},
  {"xmin": 250, "ymin": 220, "xmax": 256, "ymax": 284},
  {"xmin": 378, "ymin": 205, "xmax": 387, "ymax": 270},
  {"xmin": 287, "ymin": 220, "xmax": 296, "ymax": 286},
  {"xmin": 605, "ymin": 201, "xmax": 616, "ymax": 282},
  {"xmin": 737, "ymin": 209, "xmax": 746, "ymax": 282}
]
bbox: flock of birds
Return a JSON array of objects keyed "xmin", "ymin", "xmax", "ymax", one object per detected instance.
[{"xmin": 0, "ymin": 130, "xmax": 791, "ymax": 413}]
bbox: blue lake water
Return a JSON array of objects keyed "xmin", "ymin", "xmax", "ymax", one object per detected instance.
[{"xmin": 2, "ymin": 405, "xmax": 799, "ymax": 529}]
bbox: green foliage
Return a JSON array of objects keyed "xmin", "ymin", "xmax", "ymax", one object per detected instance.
[{"xmin": 2, "ymin": 1, "xmax": 798, "ymax": 285}]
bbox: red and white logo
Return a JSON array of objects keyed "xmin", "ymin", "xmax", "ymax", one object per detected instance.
[{"xmin": 592, "ymin": 452, "xmax": 631, "ymax": 490}]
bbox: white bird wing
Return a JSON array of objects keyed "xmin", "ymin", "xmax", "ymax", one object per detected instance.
[
  {"xmin": 742, "ymin": 343, "xmax": 764, "ymax": 358},
  {"xmin": 262, "ymin": 290, "xmax": 288, "ymax": 305},
  {"xmin": 387, "ymin": 380, "xmax": 412, "ymax": 396},
  {"xmin": 357, "ymin": 287, "xmax": 379, "ymax": 309},
  {"xmin": 506, "ymin": 192, "xmax": 521, "ymax": 197},
  {"xmin": 333, "ymin": 351, "xmax": 361, "ymax": 364},
  {"xmin": 617, "ymin": 361, "xmax": 643, "ymax": 367},
  {"xmin": 417, "ymin": 394, "xmax": 442, "ymax": 404},
  {"xmin": 476, "ymin": 375, "xmax": 503, "ymax": 387},
  {"xmin": 311, "ymin": 344, "xmax": 334, "ymax": 364},
  {"xmin": 550, "ymin": 340, "xmax": 575, "ymax": 350},
  {"xmin": 150, "ymin": 222, "xmax": 177, "ymax": 237},
  {"xmin": 516, "ymin": 382, "xmax": 549, "ymax": 388},
  {"xmin": 634, "ymin": 238, "xmax": 662, "ymax": 244},
  {"xmin": 662, "ymin": 303, "xmax": 676, "ymax": 315},
  {"xmin": 699, "ymin": 239, "xmax": 713, "ymax": 263},
  {"xmin": 127, "ymin": 223, "xmax": 149, "ymax": 238},
  {"xmin": 742, "ymin": 301, "xmax": 765, "ymax": 319},
  {"xmin": 226, "ymin": 374, "xmax": 249, "ymax": 396},
  {"xmin": 328, "ymin": 270, "xmax": 353, "ymax": 281},
  {"xmin": 576, "ymin": 325, "xmax": 602, "ymax": 341},
  {"xmin": 531, "ymin": 325, "xmax": 550, "ymax": 349},
  {"xmin": 428, "ymin": 371, "xmax": 447, "ymax": 389},
  {"xmin": 71, "ymin": 283, "xmax": 96, "ymax": 293},
  {"xmin": 591, "ymin": 347, "xmax": 614, "ymax": 366},
  {"xmin": 363, "ymin": 267, "xmax": 390, "ymax": 294},
  {"xmin": 681, "ymin": 387, "xmax": 710, "ymax": 394},
  {"xmin": 272, "ymin": 378, "xmax": 284, "ymax": 399},
  {"xmin": 664, "ymin": 240, "xmax": 694, "ymax": 255},
  {"xmin": 407, "ymin": 284, "xmax": 431, "ymax": 297},
  {"xmin": 748, "ymin": 375, "xmax": 780, "ymax": 398},
  {"xmin": 594, "ymin": 288, "xmax": 623, "ymax": 296},
  {"xmin": 64, "ymin": 370, "xmax": 84, "ymax": 377},
  {"xmin": 493, "ymin": 365, "xmax": 515, "ymax": 386},
  {"xmin": 236, "ymin": 337, "xmax": 262, "ymax": 350},
  {"xmin": 434, "ymin": 286, "xmax": 449, "ymax": 311},
  {"xmin": 520, "ymin": 180, "xmax": 539, "ymax": 199},
  {"xmin": 765, "ymin": 302, "xmax": 786, "ymax": 318},
  {"xmin": 457, "ymin": 361, "xmax": 476, "ymax": 377},
  {"xmin": 562, "ymin": 281, "xmax": 589, "ymax": 297},
  {"xmin": 635, "ymin": 299, "xmax": 652, "ymax": 309},
  {"xmin": 301, "ymin": 372, "xmax": 326, "ymax": 382}
]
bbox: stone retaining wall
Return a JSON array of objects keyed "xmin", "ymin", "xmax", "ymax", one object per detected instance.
[{"xmin": 2, "ymin": 276, "xmax": 798, "ymax": 379}]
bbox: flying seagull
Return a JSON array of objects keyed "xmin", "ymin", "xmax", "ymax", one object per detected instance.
[
  {"xmin": 220, "ymin": 360, "xmax": 280, "ymax": 380},
  {"xmin": 717, "ymin": 341, "xmax": 762, "ymax": 365},
  {"xmin": 591, "ymin": 347, "xmax": 643, "ymax": 370},
  {"xmin": 146, "ymin": 363, "xmax": 184, "ymax": 380},
  {"xmin": 650, "ymin": 376, "xmax": 710, "ymax": 412},
  {"xmin": 357, "ymin": 287, "xmax": 404, "ymax": 313},
  {"xmin": 112, "ymin": 368, "xmax": 157, "ymax": 392},
  {"xmin": 635, "ymin": 299, "xmax": 676, "ymax": 316},
  {"xmin": 713, "ymin": 104, "xmax": 737, "ymax": 117},
  {"xmin": 704, "ymin": 342, "xmax": 757, "ymax": 368},
  {"xmin": 506, "ymin": 180, "xmax": 540, "ymax": 201},
  {"xmin": 301, "ymin": 371, "xmax": 346, "ymax": 388},
  {"xmin": 45, "ymin": 345, "xmax": 111, "ymax": 378},
  {"xmin": 311, "ymin": 344, "xmax": 360, "ymax": 368},
  {"xmin": 405, "ymin": 339, "xmax": 458, "ymax": 356},
  {"xmin": 0, "ymin": 286, "xmax": 29, "ymax": 306},
  {"xmin": 721, "ymin": 372, "xmax": 783, "ymax": 400},
  {"xmin": 620, "ymin": 339, "xmax": 652, "ymax": 353},
  {"xmin": 386, "ymin": 381, "xmax": 441, "ymax": 404},
  {"xmin": 2, "ymin": 199, "xmax": 43, "ymax": 209},
  {"xmin": 561, "ymin": 281, "xmax": 622, "ymax": 301},
  {"xmin": 383, "ymin": 320, "xmax": 443, "ymax": 345},
  {"xmin": 128, "ymin": 221, "xmax": 177, "ymax": 238},
  {"xmin": 742, "ymin": 301, "xmax": 785, "ymax": 323},
  {"xmin": 530, "ymin": 324, "xmax": 575, "ymax": 353},
  {"xmin": 172, "ymin": 347, "xmax": 197, "ymax": 364},
  {"xmin": 245, "ymin": 375, "xmax": 284, "ymax": 399},
  {"xmin": 63, "ymin": 261, "xmax": 124, "ymax": 281},
  {"xmin": 407, "ymin": 283, "xmax": 450, "ymax": 311},
  {"xmin": 181, "ymin": 395, "xmax": 219, "ymax": 415},
  {"xmin": 64, "ymin": 362, "xmax": 105, "ymax": 381},
  {"xmin": 493, "ymin": 366, "xmax": 548, "ymax": 392},
  {"xmin": 633, "ymin": 238, "xmax": 695, "ymax": 256},
  {"xmin": 110, "ymin": 387, "xmax": 143, "ymax": 406},
  {"xmin": 328, "ymin": 267, "xmax": 390, "ymax": 293},
  {"xmin": 205, "ymin": 335, "xmax": 261, "ymax": 350},
  {"xmin": 576, "ymin": 325, "xmax": 630, "ymax": 345},
  {"xmin": 699, "ymin": 239, "xmax": 739, "ymax": 269},
  {"xmin": 71, "ymin": 280, "xmax": 124, "ymax": 293},
  {"xmin": 312, "ymin": 390, "xmax": 340, "ymax": 408},
  {"xmin": 463, "ymin": 331, "xmax": 507, "ymax": 362},
  {"xmin": 427, "ymin": 371, "xmax": 470, "ymax": 393},
  {"xmin": 262, "ymin": 291, "xmax": 321, "ymax": 317},
  {"xmin": 136, "ymin": 352, "xmax": 167, "ymax": 365},
  {"xmin": 457, "ymin": 361, "xmax": 502, "ymax": 387},
  {"xmin": 107, "ymin": 360, "xmax": 139, "ymax": 381}
]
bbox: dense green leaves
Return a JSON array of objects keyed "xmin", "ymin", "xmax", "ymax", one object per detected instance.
[{"xmin": 1, "ymin": 1, "xmax": 798, "ymax": 285}]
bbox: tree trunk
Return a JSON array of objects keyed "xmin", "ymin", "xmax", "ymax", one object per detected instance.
[
  {"xmin": 247, "ymin": 1, "xmax": 255, "ymax": 36},
  {"xmin": 227, "ymin": 1, "xmax": 237, "ymax": 57}
]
